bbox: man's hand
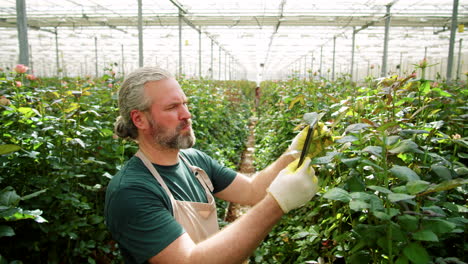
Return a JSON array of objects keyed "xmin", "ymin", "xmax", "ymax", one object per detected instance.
[
  {"xmin": 288, "ymin": 122, "xmax": 333, "ymax": 159},
  {"xmin": 267, "ymin": 158, "xmax": 318, "ymax": 213}
]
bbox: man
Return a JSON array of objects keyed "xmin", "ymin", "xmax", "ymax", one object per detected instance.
[{"xmin": 105, "ymin": 66, "xmax": 319, "ymax": 264}]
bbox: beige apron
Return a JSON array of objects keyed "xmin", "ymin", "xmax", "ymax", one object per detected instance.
[{"xmin": 135, "ymin": 150, "xmax": 219, "ymax": 243}]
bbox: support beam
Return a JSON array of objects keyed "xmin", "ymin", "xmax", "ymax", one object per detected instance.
[
  {"xmin": 121, "ymin": 44, "xmax": 125, "ymax": 77},
  {"xmin": 320, "ymin": 46, "xmax": 323, "ymax": 76},
  {"xmin": 456, "ymin": 38, "xmax": 463, "ymax": 80},
  {"xmin": 55, "ymin": 28, "xmax": 60, "ymax": 76},
  {"xmin": 210, "ymin": 39, "xmax": 214, "ymax": 79},
  {"xmin": 94, "ymin": 36, "xmax": 98, "ymax": 77},
  {"xmin": 446, "ymin": 0, "xmax": 459, "ymax": 83},
  {"xmin": 351, "ymin": 27, "xmax": 356, "ymax": 81},
  {"xmin": 16, "ymin": 0, "xmax": 29, "ymax": 66},
  {"xmin": 381, "ymin": 3, "xmax": 392, "ymax": 77},
  {"xmin": 199, "ymin": 27, "xmax": 202, "ymax": 78},
  {"xmin": 178, "ymin": 10, "xmax": 183, "ymax": 76},
  {"xmin": 138, "ymin": 0, "xmax": 143, "ymax": 67},
  {"xmin": 332, "ymin": 36, "xmax": 336, "ymax": 81}
]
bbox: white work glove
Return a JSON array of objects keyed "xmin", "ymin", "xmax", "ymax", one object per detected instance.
[
  {"xmin": 288, "ymin": 122, "xmax": 333, "ymax": 159},
  {"xmin": 267, "ymin": 158, "xmax": 319, "ymax": 213}
]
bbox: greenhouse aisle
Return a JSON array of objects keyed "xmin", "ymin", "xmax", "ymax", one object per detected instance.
[{"xmin": 224, "ymin": 116, "xmax": 258, "ymax": 223}]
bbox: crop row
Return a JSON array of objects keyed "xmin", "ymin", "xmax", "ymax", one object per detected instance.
[{"xmin": 252, "ymin": 72, "xmax": 467, "ymax": 263}]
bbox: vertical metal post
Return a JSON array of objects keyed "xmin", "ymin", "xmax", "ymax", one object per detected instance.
[
  {"xmin": 94, "ymin": 36, "xmax": 98, "ymax": 77},
  {"xmin": 424, "ymin": 47, "xmax": 428, "ymax": 59},
  {"xmin": 229, "ymin": 56, "xmax": 232, "ymax": 80},
  {"xmin": 351, "ymin": 27, "xmax": 356, "ymax": 81},
  {"xmin": 304, "ymin": 56, "xmax": 307, "ymax": 78},
  {"xmin": 446, "ymin": 0, "xmax": 459, "ymax": 83},
  {"xmin": 199, "ymin": 27, "xmax": 202, "ymax": 78},
  {"xmin": 16, "ymin": 0, "xmax": 29, "ymax": 66},
  {"xmin": 224, "ymin": 52, "xmax": 227, "ymax": 80},
  {"xmin": 178, "ymin": 11, "xmax": 183, "ymax": 76},
  {"xmin": 456, "ymin": 38, "xmax": 463, "ymax": 80},
  {"xmin": 210, "ymin": 40, "xmax": 214, "ymax": 79},
  {"xmin": 399, "ymin": 52, "xmax": 403, "ymax": 76},
  {"xmin": 121, "ymin": 44, "xmax": 125, "ymax": 76},
  {"xmin": 320, "ymin": 46, "xmax": 323, "ymax": 76},
  {"xmin": 381, "ymin": 4, "xmax": 391, "ymax": 77},
  {"xmin": 138, "ymin": 0, "xmax": 143, "ymax": 67},
  {"xmin": 310, "ymin": 53, "xmax": 314, "ymax": 79},
  {"xmin": 218, "ymin": 47, "xmax": 221, "ymax": 80},
  {"xmin": 332, "ymin": 36, "xmax": 336, "ymax": 81},
  {"xmin": 55, "ymin": 28, "xmax": 60, "ymax": 76}
]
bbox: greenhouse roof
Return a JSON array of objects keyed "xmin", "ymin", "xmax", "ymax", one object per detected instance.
[{"xmin": 1, "ymin": 0, "xmax": 467, "ymax": 80}]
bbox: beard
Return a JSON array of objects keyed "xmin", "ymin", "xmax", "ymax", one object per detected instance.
[{"xmin": 148, "ymin": 117, "xmax": 196, "ymax": 150}]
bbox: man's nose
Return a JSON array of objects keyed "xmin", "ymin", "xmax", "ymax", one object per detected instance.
[{"xmin": 180, "ymin": 104, "xmax": 192, "ymax": 120}]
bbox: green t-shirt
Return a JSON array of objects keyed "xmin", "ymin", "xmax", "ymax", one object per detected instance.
[{"xmin": 104, "ymin": 148, "xmax": 237, "ymax": 264}]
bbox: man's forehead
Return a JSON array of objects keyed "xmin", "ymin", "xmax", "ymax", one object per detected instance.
[{"xmin": 144, "ymin": 79, "xmax": 187, "ymax": 100}]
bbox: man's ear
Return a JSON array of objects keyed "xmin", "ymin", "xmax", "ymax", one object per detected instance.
[{"xmin": 130, "ymin": 109, "xmax": 149, "ymax": 129}]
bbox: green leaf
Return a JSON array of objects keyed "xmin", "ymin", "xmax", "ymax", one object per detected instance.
[
  {"xmin": 398, "ymin": 215, "xmax": 419, "ymax": 232},
  {"xmin": 412, "ymin": 229, "xmax": 438, "ymax": 242},
  {"xmin": 345, "ymin": 123, "xmax": 371, "ymax": 133},
  {"xmin": 399, "ymin": 130, "xmax": 429, "ymax": 137},
  {"xmin": 419, "ymin": 178, "xmax": 468, "ymax": 196},
  {"xmin": 373, "ymin": 211, "xmax": 392, "ymax": 220},
  {"xmin": 376, "ymin": 121, "xmax": 400, "ymax": 132},
  {"xmin": 422, "ymin": 219, "xmax": 455, "ymax": 235},
  {"xmin": 0, "ymin": 225, "xmax": 15, "ymax": 237},
  {"xmin": 336, "ymin": 135, "xmax": 358, "ymax": 144},
  {"xmin": 0, "ymin": 144, "xmax": 21, "ymax": 155},
  {"xmin": 362, "ymin": 146, "xmax": 382, "ymax": 158},
  {"xmin": 17, "ymin": 107, "xmax": 37, "ymax": 118},
  {"xmin": 313, "ymin": 152, "xmax": 340, "ymax": 164},
  {"xmin": 432, "ymin": 87, "xmax": 452, "ymax": 97},
  {"xmin": 420, "ymin": 80, "xmax": 431, "ymax": 95},
  {"xmin": 341, "ymin": 157, "xmax": 361, "ymax": 167},
  {"xmin": 348, "ymin": 251, "xmax": 372, "ymax": 264},
  {"xmin": 350, "ymin": 200, "xmax": 369, "ymax": 211},
  {"xmin": 71, "ymin": 138, "xmax": 86, "ymax": 148},
  {"xmin": 388, "ymin": 193, "xmax": 415, "ymax": 202},
  {"xmin": 395, "ymin": 255, "xmax": 409, "ymax": 264},
  {"xmin": 367, "ymin": 185, "xmax": 393, "ymax": 194},
  {"xmin": 389, "ymin": 165, "xmax": 420, "ymax": 182},
  {"xmin": 406, "ymin": 180, "xmax": 430, "ymax": 195},
  {"xmin": 403, "ymin": 243, "xmax": 430, "ymax": 264},
  {"xmin": 389, "ymin": 139, "xmax": 423, "ymax": 154},
  {"xmin": 88, "ymin": 215, "xmax": 104, "ymax": 225},
  {"xmin": 374, "ymin": 208, "xmax": 400, "ymax": 221},
  {"xmin": 21, "ymin": 189, "xmax": 48, "ymax": 201},
  {"xmin": 303, "ymin": 112, "xmax": 325, "ymax": 126},
  {"xmin": 431, "ymin": 164, "xmax": 452, "ymax": 180},
  {"xmin": 323, "ymin": 188, "xmax": 351, "ymax": 202},
  {"xmin": 0, "ymin": 187, "xmax": 21, "ymax": 206},
  {"xmin": 385, "ymin": 135, "xmax": 401, "ymax": 146}
]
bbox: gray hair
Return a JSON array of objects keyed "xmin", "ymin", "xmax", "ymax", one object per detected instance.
[{"xmin": 114, "ymin": 66, "xmax": 173, "ymax": 140}]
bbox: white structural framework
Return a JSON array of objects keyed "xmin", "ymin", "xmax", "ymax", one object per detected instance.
[{"xmin": 0, "ymin": 0, "xmax": 467, "ymax": 81}]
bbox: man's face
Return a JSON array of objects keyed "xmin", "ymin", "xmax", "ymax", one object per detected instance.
[{"xmin": 144, "ymin": 78, "xmax": 195, "ymax": 150}]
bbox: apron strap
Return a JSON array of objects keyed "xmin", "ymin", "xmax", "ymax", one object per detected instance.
[
  {"xmin": 135, "ymin": 150, "xmax": 177, "ymax": 209},
  {"xmin": 179, "ymin": 154, "xmax": 214, "ymax": 193}
]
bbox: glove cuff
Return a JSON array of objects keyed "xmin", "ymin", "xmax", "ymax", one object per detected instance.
[{"xmin": 267, "ymin": 187, "xmax": 291, "ymax": 214}]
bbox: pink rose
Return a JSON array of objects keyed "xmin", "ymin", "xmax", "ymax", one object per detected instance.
[
  {"xmin": 15, "ymin": 81, "xmax": 22, "ymax": 87},
  {"xmin": 14, "ymin": 64, "xmax": 28, "ymax": 74},
  {"xmin": 107, "ymin": 83, "xmax": 113, "ymax": 88},
  {"xmin": 26, "ymin": 74, "xmax": 37, "ymax": 80}
]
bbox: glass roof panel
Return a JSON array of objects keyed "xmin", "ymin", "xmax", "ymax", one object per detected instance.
[{"xmin": 0, "ymin": 0, "xmax": 467, "ymax": 80}]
